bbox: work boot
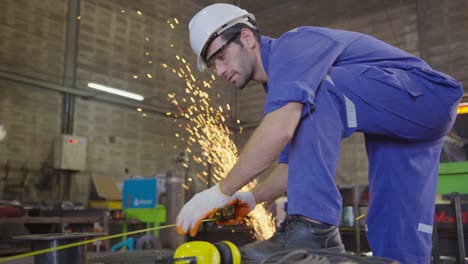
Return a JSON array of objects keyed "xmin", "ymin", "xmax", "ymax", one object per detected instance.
[{"xmin": 241, "ymin": 215, "xmax": 345, "ymax": 262}]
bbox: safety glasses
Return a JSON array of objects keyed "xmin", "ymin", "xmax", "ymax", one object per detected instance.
[{"xmin": 205, "ymin": 33, "xmax": 240, "ymax": 71}]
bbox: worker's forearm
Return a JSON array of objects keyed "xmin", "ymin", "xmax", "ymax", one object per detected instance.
[
  {"xmin": 251, "ymin": 163, "xmax": 288, "ymax": 203},
  {"xmin": 219, "ymin": 103, "xmax": 302, "ymax": 195},
  {"xmin": 220, "ymin": 120, "xmax": 288, "ymax": 195}
]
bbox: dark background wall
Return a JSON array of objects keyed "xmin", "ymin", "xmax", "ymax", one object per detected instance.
[{"xmin": 0, "ymin": 0, "xmax": 467, "ymax": 204}]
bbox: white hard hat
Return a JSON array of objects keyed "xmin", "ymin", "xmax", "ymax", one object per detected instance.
[{"xmin": 189, "ymin": 3, "xmax": 256, "ymax": 72}]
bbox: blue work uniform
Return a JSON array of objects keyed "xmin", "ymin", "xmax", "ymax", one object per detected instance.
[{"xmin": 260, "ymin": 26, "xmax": 463, "ymax": 264}]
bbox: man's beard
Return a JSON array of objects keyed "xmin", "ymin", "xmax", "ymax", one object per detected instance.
[{"xmin": 236, "ymin": 70, "xmax": 254, "ymax": 90}]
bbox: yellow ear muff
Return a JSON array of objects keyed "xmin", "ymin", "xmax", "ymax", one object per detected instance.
[
  {"xmin": 214, "ymin": 241, "xmax": 241, "ymax": 264},
  {"xmin": 173, "ymin": 241, "xmax": 221, "ymax": 264}
]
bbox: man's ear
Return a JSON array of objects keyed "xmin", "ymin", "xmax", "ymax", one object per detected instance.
[{"xmin": 240, "ymin": 28, "xmax": 255, "ymax": 48}]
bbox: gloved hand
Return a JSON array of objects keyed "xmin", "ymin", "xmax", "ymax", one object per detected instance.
[
  {"xmin": 218, "ymin": 191, "xmax": 257, "ymax": 226},
  {"xmin": 176, "ymin": 183, "xmax": 231, "ymax": 237},
  {"xmin": 0, "ymin": 125, "xmax": 6, "ymax": 142}
]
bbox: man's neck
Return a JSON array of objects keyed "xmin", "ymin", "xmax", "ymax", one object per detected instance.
[{"xmin": 253, "ymin": 46, "xmax": 268, "ymax": 83}]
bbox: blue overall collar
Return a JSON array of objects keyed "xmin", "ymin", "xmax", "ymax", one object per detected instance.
[{"xmin": 260, "ymin": 36, "xmax": 273, "ymax": 93}]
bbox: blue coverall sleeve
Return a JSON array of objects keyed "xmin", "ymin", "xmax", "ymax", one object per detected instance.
[
  {"xmin": 278, "ymin": 143, "xmax": 289, "ymax": 163},
  {"xmin": 264, "ymin": 30, "xmax": 346, "ymax": 116}
]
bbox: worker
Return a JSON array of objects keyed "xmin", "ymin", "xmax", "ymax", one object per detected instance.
[{"xmin": 176, "ymin": 3, "xmax": 463, "ymax": 264}]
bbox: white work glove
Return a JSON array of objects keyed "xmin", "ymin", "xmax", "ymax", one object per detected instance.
[
  {"xmin": 218, "ymin": 191, "xmax": 257, "ymax": 226},
  {"xmin": 231, "ymin": 191, "xmax": 256, "ymax": 211},
  {"xmin": 0, "ymin": 125, "xmax": 6, "ymax": 142},
  {"xmin": 176, "ymin": 183, "xmax": 231, "ymax": 237}
]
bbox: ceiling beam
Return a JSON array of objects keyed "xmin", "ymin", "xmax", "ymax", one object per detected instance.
[{"xmin": 0, "ymin": 70, "xmax": 259, "ymax": 131}]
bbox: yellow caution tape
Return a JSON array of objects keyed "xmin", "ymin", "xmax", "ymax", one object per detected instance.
[{"xmin": 0, "ymin": 218, "xmax": 216, "ymax": 263}]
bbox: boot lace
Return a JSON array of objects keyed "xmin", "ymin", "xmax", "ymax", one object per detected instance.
[{"xmin": 277, "ymin": 216, "xmax": 302, "ymax": 238}]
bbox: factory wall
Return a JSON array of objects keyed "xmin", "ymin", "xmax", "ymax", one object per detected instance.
[
  {"xmin": 0, "ymin": 0, "xmax": 235, "ymax": 204},
  {"xmin": 1, "ymin": 0, "xmax": 468, "ymax": 204}
]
